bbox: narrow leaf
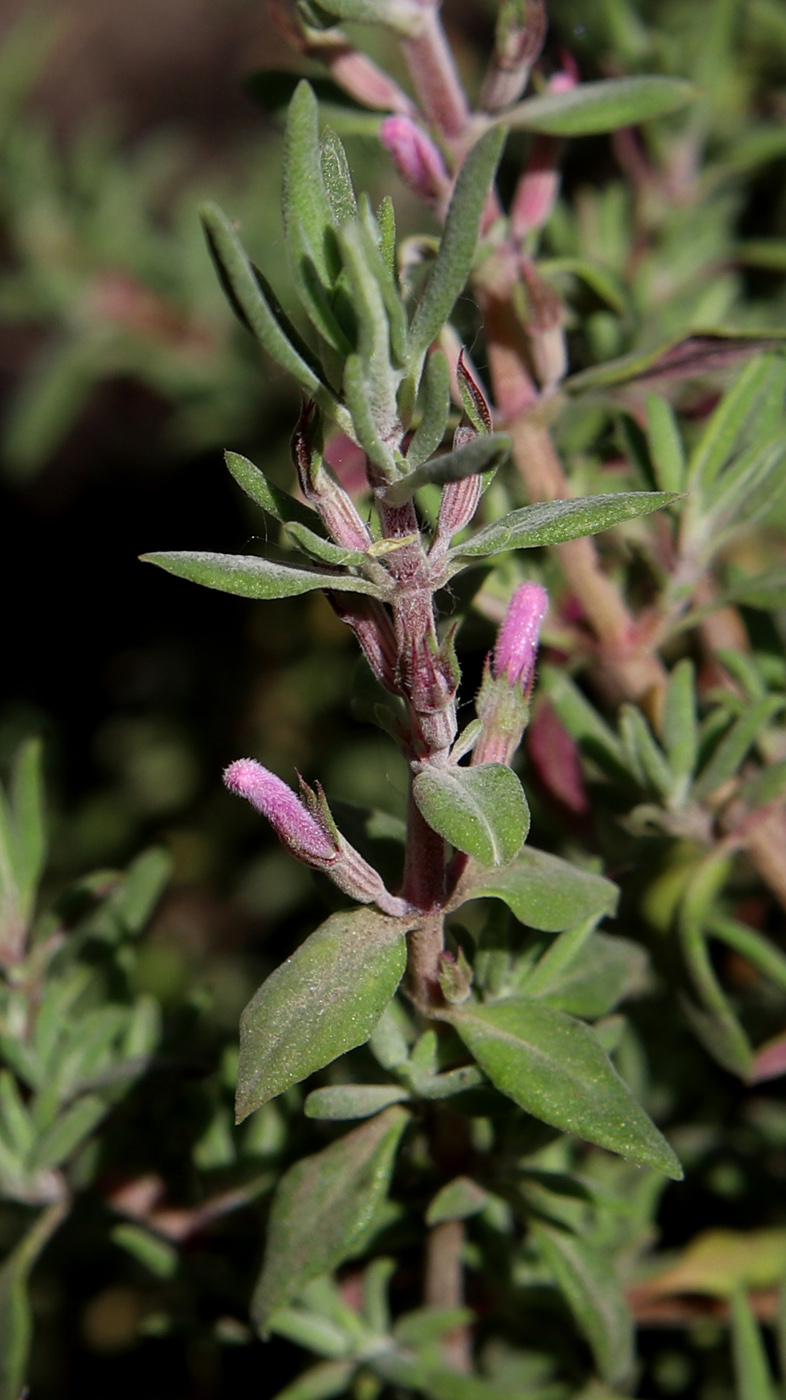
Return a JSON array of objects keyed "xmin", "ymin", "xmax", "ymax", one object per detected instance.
[
  {"xmin": 730, "ymin": 1289, "xmax": 776, "ymax": 1400},
  {"xmin": 566, "ymin": 332, "xmax": 786, "ymax": 394},
  {"xmin": 504, "ymin": 76, "xmax": 698, "ymax": 135},
  {"xmin": 426, "ymin": 1176, "xmax": 490, "ymax": 1225},
  {"xmin": 693, "ymin": 696, "xmax": 784, "ymax": 801},
  {"xmin": 387, "ymin": 433, "xmax": 511, "ymax": 505},
  {"xmin": 320, "ymin": 127, "xmax": 357, "ymax": 225},
  {"xmin": 236, "ymin": 908, "xmax": 411, "ymax": 1121},
  {"xmin": 686, "ymin": 354, "xmax": 786, "ymax": 493},
  {"xmin": 201, "ymin": 202, "xmax": 338, "ymax": 416},
  {"xmin": 412, "ymin": 763, "xmax": 530, "ymax": 867},
  {"xmin": 662, "ymin": 659, "xmax": 698, "ymax": 794},
  {"xmin": 0, "ymin": 1201, "xmax": 66, "ymax": 1400},
  {"xmin": 450, "ymin": 492, "xmax": 678, "ymax": 560},
  {"xmin": 225, "ymin": 451, "xmax": 316, "ymax": 527},
  {"xmin": 304, "ymin": 1084, "xmax": 410, "ymax": 1120},
  {"xmin": 409, "ymin": 126, "xmax": 506, "ymax": 365},
  {"xmin": 9, "ymin": 738, "xmax": 45, "ymax": 922},
  {"xmin": 442, "ymin": 999, "xmax": 682, "ymax": 1177},
  {"xmin": 406, "ymin": 350, "xmax": 451, "ymax": 467},
  {"xmin": 252, "ymin": 1106, "xmax": 408, "ymax": 1326},
  {"xmin": 453, "ymin": 846, "xmax": 618, "ymax": 933},
  {"xmin": 645, "ymin": 394, "xmax": 686, "ymax": 493},
  {"xmin": 534, "ymin": 1224, "xmax": 634, "ymax": 1385},
  {"xmin": 270, "ymin": 1361, "xmax": 357, "ymax": 1400},
  {"xmin": 141, "ymin": 550, "xmax": 384, "ymax": 601}
]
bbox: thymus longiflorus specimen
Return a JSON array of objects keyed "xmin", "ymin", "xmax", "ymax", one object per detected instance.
[{"xmin": 136, "ymin": 1, "xmax": 786, "ymax": 1394}]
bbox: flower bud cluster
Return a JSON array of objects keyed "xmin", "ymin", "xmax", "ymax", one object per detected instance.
[{"xmin": 224, "ymin": 759, "xmax": 408, "ymax": 917}]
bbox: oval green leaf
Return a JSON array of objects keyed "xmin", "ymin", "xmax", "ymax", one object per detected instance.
[
  {"xmin": 252, "ymin": 1105, "xmax": 409, "ymax": 1327},
  {"xmin": 442, "ymin": 999, "xmax": 682, "ymax": 1178},
  {"xmin": 412, "ymin": 763, "xmax": 530, "ymax": 866},
  {"xmin": 453, "ymin": 846, "xmax": 618, "ymax": 932},
  {"xmin": 236, "ymin": 908, "xmax": 412, "ymax": 1121}
]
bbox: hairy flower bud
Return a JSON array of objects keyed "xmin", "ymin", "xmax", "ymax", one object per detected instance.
[
  {"xmin": 474, "ymin": 583, "xmax": 548, "ymax": 766},
  {"xmin": 493, "ymin": 582, "xmax": 549, "ymax": 690},
  {"xmin": 481, "ymin": 0, "xmax": 547, "ymax": 112},
  {"xmin": 380, "ymin": 116, "xmax": 450, "ymax": 207},
  {"xmin": 224, "ymin": 758, "xmax": 408, "ymax": 916}
]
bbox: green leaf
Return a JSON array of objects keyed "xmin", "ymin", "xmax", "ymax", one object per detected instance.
[
  {"xmin": 224, "ymin": 450, "xmax": 316, "ymax": 527},
  {"xmin": 522, "ymin": 932, "xmax": 648, "ymax": 1019},
  {"xmin": 619, "ymin": 705, "xmax": 673, "ymax": 800},
  {"xmin": 252, "ymin": 1106, "xmax": 408, "ymax": 1327},
  {"xmin": 29, "ymin": 1094, "xmax": 109, "ymax": 1170},
  {"xmin": 453, "ymin": 847, "xmax": 618, "ymax": 933},
  {"xmin": 236, "ymin": 908, "xmax": 411, "ymax": 1121},
  {"xmin": 270, "ymin": 1361, "xmax": 357, "ymax": 1400},
  {"xmin": 386, "ymin": 433, "xmax": 512, "ymax": 505},
  {"xmin": 141, "ymin": 550, "xmax": 384, "ymax": 602},
  {"xmin": 412, "ymin": 764, "xmax": 530, "ymax": 866},
  {"xmin": 393, "ymin": 1306, "xmax": 475, "ymax": 1348},
  {"xmin": 200, "ymin": 202, "xmax": 339, "ymax": 417},
  {"xmin": 343, "ymin": 353, "xmax": 398, "ymax": 480},
  {"xmin": 730, "ymin": 1289, "xmax": 776, "ymax": 1400},
  {"xmin": 533, "ymin": 1224, "xmax": 634, "ymax": 1385},
  {"xmin": 450, "ymin": 492, "xmax": 677, "ymax": 560},
  {"xmin": 406, "ymin": 350, "xmax": 451, "ymax": 468},
  {"xmin": 304, "ymin": 1084, "xmax": 410, "ymax": 1120},
  {"xmin": 679, "ymin": 900, "xmax": 754, "ymax": 1080},
  {"xmin": 110, "ymin": 1224, "xmax": 178, "ymax": 1280},
  {"xmin": 8, "ymin": 739, "xmax": 45, "ymax": 923},
  {"xmin": 565, "ymin": 331, "xmax": 786, "ymax": 394},
  {"xmin": 409, "ymin": 126, "xmax": 506, "ymax": 367},
  {"xmin": 542, "ymin": 666, "xmax": 629, "ymax": 782},
  {"xmin": 283, "ymin": 522, "xmax": 369, "ymax": 569},
  {"xmin": 442, "ymin": 999, "xmax": 681, "ymax": 1177},
  {"xmin": 283, "ymin": 82, "xmax": 349, "ymax": 350},
  {"xmin": 686, "ymin": 354, "xmax": 786, "ymax": 493},
  {"xmin": 662, "ymin": 660, "xmax": 698, "ymax": 798},
  {"xmin": 504, "ymin": 76, "xmax": 698, "ymax": 135},
  {"xmin": 320, "ymin": 127, "xmax": 357, "ymax": 226},
  {"xmin": 719, "ymin": 568, "xmax": 786, "ymax": 610},
  {"xmin": 268, "ymin": 1308, "xmax": 353, "ymax": 1360},
  {"xmin": 425, "ymin": 1176, "xmax": 490, "ymax": 1225},
  {"xmin": 0, "ymin": 1202, "xmax": 67, "ymax": 1400},
  {"xmin": 301, "ymin": 0, "xmax": 418, "ymax": 32},
  {"xmin": 692, "ymin": 696, "xmax": 784, "ymax": 801},
  {"xmin": 539, "ymin": 257, "xmax": 629, "ymax": 316},
  {"xmin": 645, "ymin": 394, "xmax": 686, "ymax": 494}
]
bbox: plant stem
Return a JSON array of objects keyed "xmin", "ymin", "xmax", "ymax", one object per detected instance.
[
  {"xmin": 425, "ymin": 1219, "xmax": 471, "ymax": 1370},
  {"xmin": 401, "ymin": 7, "xmax": 469, "ymax": 140}
]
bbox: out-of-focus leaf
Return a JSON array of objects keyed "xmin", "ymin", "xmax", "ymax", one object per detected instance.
[
  {"xmin": 662, "ymin": 660, "xmax": 698, "ymax": 800},
  {"xmin": 236, "ymin": 908, "xmax": 411, "ymax": 1121},
  {"xmin": 29, "ymin": 1094, "xmax": 109, "ymax": 1170},
  {"xmin": 640, "ymin": 1229, "xmax": 786, "ymax": 1300},
  {"xmin": 141, "ymin": 549, "xmax": 384, "ymax": 601},
  {"xmin": 244, "ymin": 71, "xmax": 384, "ymax": 135},
  {"xmin": 252, "ymin": 1106, "xmax": 408, "ymax": 1327},
  {"xmin": 534, "ymin": 1224, "xmax": 633, "ymax": 1384},
  {"xmin": 565, "ymin": 332, "xmax": 786, "ymax": 393},
  {"xmin": 503, "ymin": 76, "xmax": 698, "ymax": 135},
  {"xmin": 453, "ymin": 847, "xmax": 618, "ymax": 932},
  {"xmin": 270, "ymin": 1360, "xmax": 358, "ymax": 1400},
  {"xmin": 449, "ymin": 493, "xmax": 677, "ymax": 560},
  {"xmin": 412, "ymin": 763, "xmax": 530, "ymax": 867},
  {"xmin": 686, "ymin": 354, "xmax": 786, "ymax": 494},
  {"xmin": 542, "ymin": 667, "xmax": 629, "ymax": 782},
  {"xmin": 731, "ymin": 1289, "xmax": 776, "ymax": 1400},
  {"xmin": 645, "ymin": 394, "xmax": 686, "ymax": 493},
  {"xmin": 522, "ymin": 932, "xmax": 648, "ymax": 1019},
  {"xmin": 692, "ymin": 696, "xmax": 784, "ymax": 801},
  {"xmin": 110, "ymin": 1224, "xmax": 178, "ymax": 1279},
  {"xmin": 0, "ymin": 1201, "xmax": 67, "ymax": 1400},
  {"xmin": 539, "ymin": 257, "xmax": 628, "ymax": 315},
  {"xmin": 441, "ymin": 999, "xmax": 682, "ymax": 1177},
  {"xmin": 304, "ymin": 1084, "xmax": 410, "ymax": 1120},
  {"xmin": 426, "ymin": 1176, "xmax": 490, "ymax": 1225}
]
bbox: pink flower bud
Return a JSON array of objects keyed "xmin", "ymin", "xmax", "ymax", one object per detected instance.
[
  {"xmin": 224, "ymin": 758, "xmax": 410, "ymax": 917},
  {"xmin": 380, "ymin": 116, "xmax": 450, "ymax": 206},
  {"xmin": 224, "ymin": 759, "xmax": 337, "ymax": 863},
  {"xmin": 493, "ymin": 582, "xmax": 549, "ymax": 690}
]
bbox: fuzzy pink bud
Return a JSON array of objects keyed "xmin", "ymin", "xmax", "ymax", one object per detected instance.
[
  {"xmin": 493, "ymin": 582, "xmax": 549, "ymax": 689},
  {"xmin": 224, "ymin": 758, "xmax": 410, "ymax": 917},
  {"xmin": 380, "ymin": 116, "xmax": 450, "ymax": 206},
  {"xmin": 224, "ymin": 759, "xmax": 337, "ymax": 863}
]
